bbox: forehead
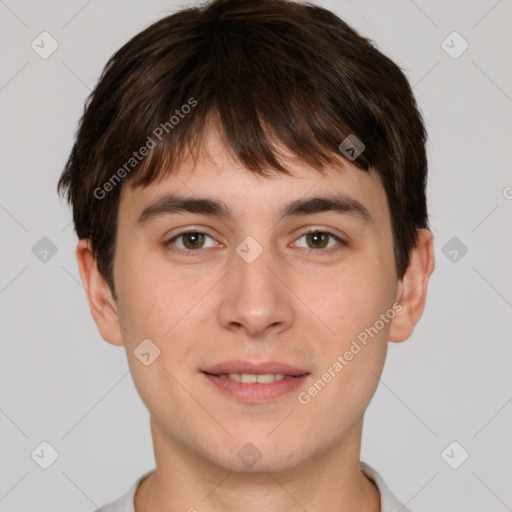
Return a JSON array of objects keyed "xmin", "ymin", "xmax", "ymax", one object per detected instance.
[{"xmin": 118, "ymin": 131, "xmax": 389, "ymax": 226}]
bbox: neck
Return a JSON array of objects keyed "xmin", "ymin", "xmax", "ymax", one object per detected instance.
[{"xmin": 135, "ymin": 417, "xmax": 380, "ymax": 512}]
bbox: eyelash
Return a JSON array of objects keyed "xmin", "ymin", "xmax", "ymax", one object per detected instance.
[{"xmin": 164, "ymin": 228, "xmax": 346, "ymax": 257}]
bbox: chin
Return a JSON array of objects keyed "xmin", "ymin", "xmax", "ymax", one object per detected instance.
[
  {"xmin": 213, "ymin": 448, "xmax": 308, "ymax": 474},
  {"xmin": 209, "ymin": 432, "xmax": 313, "ymax": 474}
]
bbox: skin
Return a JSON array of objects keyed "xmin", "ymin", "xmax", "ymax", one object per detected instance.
[{"xmin": 77, "ymin": 129, "xmax": 435, "ymax": 512}]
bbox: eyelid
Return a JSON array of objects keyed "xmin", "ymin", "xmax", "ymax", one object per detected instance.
[{"xmin": 298, "ymin": 226, "xmax": 347, "ymax": 239}]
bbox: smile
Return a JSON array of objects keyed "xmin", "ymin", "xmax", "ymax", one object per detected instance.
[{"xmin": 202, "ymin": 371, "xmax": 308, "ymax": 403}]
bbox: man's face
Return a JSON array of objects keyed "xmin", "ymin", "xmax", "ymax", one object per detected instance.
[{"xmin": 111, "ymin": 133, "xmax": 400, "ymax": 472}]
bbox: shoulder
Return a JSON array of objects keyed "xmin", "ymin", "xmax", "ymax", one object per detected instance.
[
  {"xmin": 361, "ymin": 462, "xmax": 413, "ymax": 512},
  {"xmin": 92, "ymin": 469, "xmax": 156, "ymax": 512}
]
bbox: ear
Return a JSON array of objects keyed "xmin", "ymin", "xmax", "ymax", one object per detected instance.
[
  {"xmin": 389, "ymin": 228, "xmax": 435, "ymax": 343},
  {"xmin": 75, "ymin": 239, "xmax": 124, "ymax": 346}
]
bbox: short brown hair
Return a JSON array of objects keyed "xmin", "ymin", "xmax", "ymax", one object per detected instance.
[{"xmin": 58, "ymin": 0, "xmax": 429, "ymax": 298}]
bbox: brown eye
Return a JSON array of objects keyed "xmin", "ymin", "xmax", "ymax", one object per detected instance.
[
  {"xmin": 165, "ymin": 231, "xmax": 217, "ymax": 254},
  {"xmin": 305, "ymin": 231, "xmax": 330, "ymax": 249},
  {"xmin": 293, "ymin": 230, "xmax": 346, "ymax": 254},
  {"xmin": 181, "ymin": 232, "xmax": 205, "ymax": 249}
]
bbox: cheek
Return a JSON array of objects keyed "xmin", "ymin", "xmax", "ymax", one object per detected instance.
[
  {"xmin": 319, "ymin": 260, "xmax": 393, "ymax": 338},
  {"xmin": 318, "ymin": 256, "xmax": 394, "ymax": 397},
  {"xmin": 115, "ymin": 249, "xmax": 192, "ymax": 335},
  {"xmin": 115, "ymin": 273, "xmax": 202, "ymax": 416},
  {"xmin": 307, "ymin": 263, "xmax": 393, "ymax": 408}
]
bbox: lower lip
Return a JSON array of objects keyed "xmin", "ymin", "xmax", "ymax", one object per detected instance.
[{"xmin": 202, "ymin": 373, "xmax": 309, "ymax": 403}]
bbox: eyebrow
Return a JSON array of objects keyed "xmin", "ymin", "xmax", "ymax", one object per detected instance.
[{"xmin": 136, "ymin": 192, "xmax": 373, "ymax": 226}]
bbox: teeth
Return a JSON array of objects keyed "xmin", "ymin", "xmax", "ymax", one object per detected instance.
[{"xmin": 217, "ymin": 373, "xmax": 286, "ymax": 383}]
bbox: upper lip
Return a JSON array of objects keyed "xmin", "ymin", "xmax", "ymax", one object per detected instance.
[{"xmin": 202, "ymin": 360, "xmax": 309, "ymax": 376}]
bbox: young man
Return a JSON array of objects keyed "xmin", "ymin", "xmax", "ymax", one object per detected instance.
[{"xmin": 58, "ymin": 0, "xmax": 435, "ymax": 510}]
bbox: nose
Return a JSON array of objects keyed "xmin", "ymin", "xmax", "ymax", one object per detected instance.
[{"xmin": 217, "ymin": 243, "xmax": 295, "ymax": 339}]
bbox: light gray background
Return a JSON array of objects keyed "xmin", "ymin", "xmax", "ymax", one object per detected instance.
[{"xmin": 1, "ymin": 0, "xmax": 511, "ymax": 511}]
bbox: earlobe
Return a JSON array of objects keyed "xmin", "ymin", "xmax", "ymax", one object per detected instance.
[
  {"xmin": 75, "ymin": 239, "xmax": 124, "ymax": 346},
  {"xmin": 389, "ymin": 228, "xmax": 435, "ymax": 343}
]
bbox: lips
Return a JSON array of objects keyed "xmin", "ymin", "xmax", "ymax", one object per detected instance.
[
  {"xmin": 201, "ymin": 360, "xmax": 310, "ymax": 403},
  {"xmin": 202, "ymin": 360, "xmax": 309, "ymax": 377}
]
